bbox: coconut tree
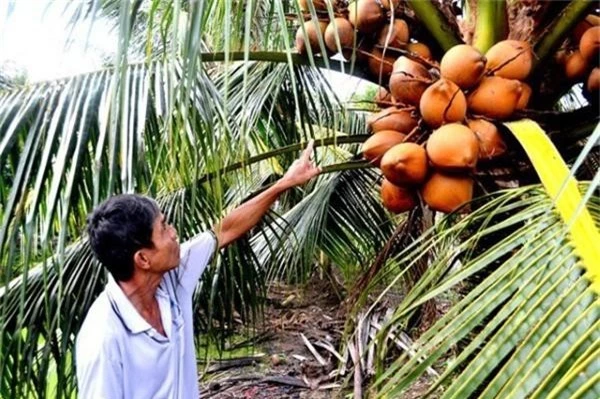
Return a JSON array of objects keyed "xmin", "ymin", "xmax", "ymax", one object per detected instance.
[
  {"xmin": 0, "ymin": 0, "xmax": 598, "ymax": 398},
  {"xmin": 0, "ymin": 2, "xmax": 390, "ymax": 397}
]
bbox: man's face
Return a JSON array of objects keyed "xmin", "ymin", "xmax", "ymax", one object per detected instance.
[{"xmin": 145, "ymin": 213, "xmax": 180, "ymax": 272}]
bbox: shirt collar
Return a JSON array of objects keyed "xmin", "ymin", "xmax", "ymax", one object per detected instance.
[{"xmin": 106, "ymin": 275, "xmax": 152, "ymax": 334}]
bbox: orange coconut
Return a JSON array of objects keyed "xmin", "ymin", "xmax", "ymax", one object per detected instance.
[
  {"xmin": 564, "ymin": 50, "xmax": 589, "ymax": 80},
  {"xmin": 361, "ymin": 130, "xmax": 407, "ymax": 166},
  {"xmin": 485, "ymin": 40, "xmax": 533, "ymax": 80},
  {"xmin": 380, "ymin": 142, "xmax": 428, "ymax": 185},
  {"xmin": 381, "ymin": 179, "xmax": 417, "ymax": 214},
  {"xmin": 467, "ymin": 76, "xmax": 522, "ymax": 119},
  {"xmin": 407, "ymin": 42, "xmax": 433, "ymax": 60},
  {"xmin": 426, "ymin": 123, "xmax": 479, "ymax": 170},
  {"xmin": 389, "ymin": 56, "xmax": 431, "ymax": 105},
  {"xmin": 377, "ymin": 19, "xmax": 410, "ymax": 49},
  {"xmin": 587, "ymin": 67, "xmax": 600, "ymax": 92},
  {"xmin": 579, "ymin": 26, "xmax": 600, "ymax": 63},
  {"xmin": 573, "ymin": 14, "xmax": 600, "ymax": 42},
  {"xmin": 348, "ymin": 0, "xmax": 384, "ymax": 34},
  {"xmin": 325, "ymin": 18, "xmax": 355, "ymax": 54},
  {"xmin": 367, "ymin": 107, "xmax": 419, "ymax": 133},
  {"xmin": 440, "ymin": 44, "xmax": 486, "ymax": 89},
  {"xmin": 421, "ymin": 172, "xmax": 474, "ymax": 213},
  {"xmin": 467, "ymin": 119, "xmax": 507, "ymax": 159},
  {"xmin": 368, "ymin": 48, "xmax": 396, "ymax": 80},
  {"xmin": 516, "ymin": 82, "xmax": 532, "ymax": 110},
  {"xmin": 419, "ymin": 78, "xmax": 467, "ymax": 127},
  {"xmin": 295, "ymin": 20, "xmax": 328, "ymax": 55}
]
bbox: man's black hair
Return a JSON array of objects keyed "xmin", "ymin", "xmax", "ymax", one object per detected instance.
[{"xmin": 87, "ymin": 194, "xmax": 161, "ymax": 281}]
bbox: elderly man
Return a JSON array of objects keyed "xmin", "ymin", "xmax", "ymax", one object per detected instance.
[{"xmin": 76, "ymin": 141, "xmax": 320, "ymax": 398}]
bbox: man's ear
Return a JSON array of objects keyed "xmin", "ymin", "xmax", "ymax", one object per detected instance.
[{"xmin": 133, "ymin": 249, "xmax": 152, "ymax": 271}]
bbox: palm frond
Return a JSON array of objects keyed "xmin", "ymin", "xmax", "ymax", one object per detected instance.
[
  {"xmin": 369, "ymin": 185, "xmax": 599, "ymax": 398},
  {"xmin": 365, "ymin": 119, "xmax": 600, "ymax": 398},
  {"xmin": 0, "ymin": 41, "xmax": 377, "ymax": 394}
]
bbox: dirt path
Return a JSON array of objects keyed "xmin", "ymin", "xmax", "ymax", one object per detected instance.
[
  {"xmin": 198, "ymin": 275, "xmax": 442, "ymax": 399},
  {"xmin": 199, "ymin": 277, "xmax": 347, "ymax": 398}
]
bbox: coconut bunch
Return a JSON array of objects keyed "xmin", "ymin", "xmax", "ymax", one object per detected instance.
[
  {"xmin": 295, "ymin": 0, "xmax": 335, "ymax": 55},
  {"xmin": 296, "ymin": 0, "xmax": 354, "ymax": 55},
  {"xmin": 361, "ymin": 106, "xmax": 421, "ymax": 213},
  {"xmin": 296, "ymin": 0, "xmax": 431, "ymax": 86},
  {"xmin": 360, "ymin": 39, "xmax": 541, "ymax": 215},
  {"xmin": 555, "ymin": 14, "xmax": 600, "ymax": 94},
  {"xmin": 466, "ymin": 40, "xmax": 533, "ymax": 118},
  {"xmin": 295, "ymin": 3, "xmax": 596, "ymax": 215},
  {"xmin": 362, "ymin": 119, "xmax": 479, "ymax": 215},
  {"xmin": 351, "ymin": 0, "xmax": 432, "ymax": 83},
  {"xmin": 295, "ymin": 0, "xmax": 384, "ymax": 58},
  {"xmin": 362, "ymin": 105, "xmax": 478, "ymax": 215}
]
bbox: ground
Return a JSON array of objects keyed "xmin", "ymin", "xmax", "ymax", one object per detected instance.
[
  {"xmin": 199, "ymin": 276, "xmax": 345, "ymax": 398},
  {"xmin": 198, "ymin": 276, "xmax": 439, "ymax": 398}
]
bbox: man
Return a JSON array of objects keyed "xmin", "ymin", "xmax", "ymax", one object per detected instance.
[{"xmin": 76, "ymin": 141, "xmax": 320, "ymax": 398}]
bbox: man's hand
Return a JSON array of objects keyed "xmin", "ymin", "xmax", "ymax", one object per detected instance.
[
  {"xmin": 278, "ymin": 140, "xmax": 321, "ymax": 189},
  {"xmin": 215, "ymin": 140, "xmax": 321, "ymax": 249}
]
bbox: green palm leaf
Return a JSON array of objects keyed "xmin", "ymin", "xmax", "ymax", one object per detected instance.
[
  {"xmin": 370, "ymin": 184, "xmax": 599, "ymax": 398},
  {"xmin": 0, "ymin": 44, "xmax": 373, "ymax": 395}
]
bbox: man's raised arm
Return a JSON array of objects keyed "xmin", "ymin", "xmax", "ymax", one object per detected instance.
[{"xmin": 214, "ymin": 140, "xmax": 320, "ymax": 249}]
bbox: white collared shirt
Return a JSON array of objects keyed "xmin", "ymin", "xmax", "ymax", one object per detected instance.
[{"xmin": 76, "ymin": 231, "xmax": 217, "ymax": 399}]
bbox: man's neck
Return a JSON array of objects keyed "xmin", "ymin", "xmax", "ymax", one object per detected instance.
[
  {"xmin": 118, "ymin": 272, "xmax": 162, "ymax": 310},
  {"xmin": 118, "ymin": 272, "xmax": 166, "ymax": 335}
]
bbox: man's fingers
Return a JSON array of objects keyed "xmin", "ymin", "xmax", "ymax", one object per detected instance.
[{"xmin": 302, "ymin": 139, "xmax": 315, "ymax": 162}]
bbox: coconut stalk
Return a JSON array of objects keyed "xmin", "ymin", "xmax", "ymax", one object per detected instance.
[
  {"xmin": 201, "ymin": 51, "xmax": 374, "ymax": 81},
  {"xmin": 533, "ymin": 0, "xmax": 595, "ymax": 71},
  {"xmin": 405, "ymin": 0, "xmax": 462, "ymax": 52},
  {"xmin": 194, "ymin": 135, "xmax": 372, "ymax": 185},
  {"xmin": 473, "ymin": 0, "xmax": 508, "ymax": 53}
]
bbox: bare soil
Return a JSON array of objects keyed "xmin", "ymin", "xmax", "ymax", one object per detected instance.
[
  {"xmin": 199, "ymin": 276, "xmax": 347, "ymax": 398},
  {"xmin": 199, "ymin": 276, "xmax": 439, "ymax": 398}
]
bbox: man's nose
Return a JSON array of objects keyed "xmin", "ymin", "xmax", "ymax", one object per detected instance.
[{"xmin": 169, "ymin": 225, "xmax": 178, "ymax": 240}]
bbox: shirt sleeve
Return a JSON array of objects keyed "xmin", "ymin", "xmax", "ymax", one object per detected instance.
[
  {"xmin": 175, "ymin": 230, "xmax": 218, "ymax": 294},
  {"xmin": 76, "ymin": 342, "xmax": 123, "ymax": 399}
]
